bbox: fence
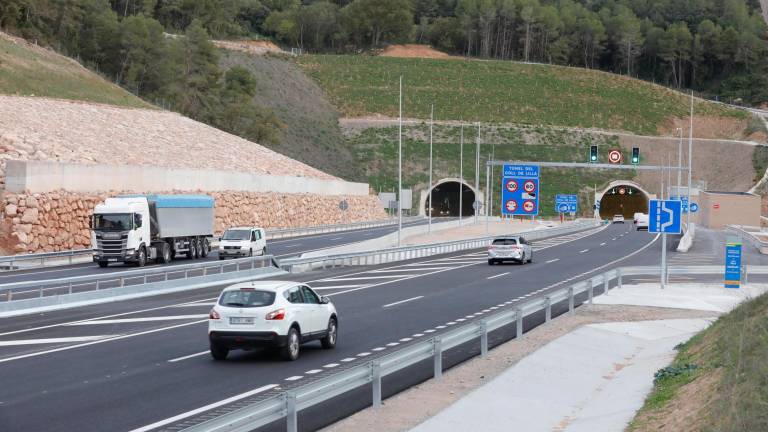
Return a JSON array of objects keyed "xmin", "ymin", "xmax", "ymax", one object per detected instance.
[
  {"xmin": 180, "ymin": 264, "xmax": 765, "ymax": 432},
  {"xmin": 725, "ymin": 225, "xmax": 768, "ymax": 255}
]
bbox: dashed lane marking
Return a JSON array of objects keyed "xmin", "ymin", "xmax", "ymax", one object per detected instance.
[
  {"xmin": 486, "ymin": 272, "xmax": 510, "ymax": 280},
  {"xmin": 167, "ymin": 351, "xmax": 208, "ymax": 363},
  {"xmin": 128, "ymin": 384, "xmax": 278, "ymax": 432},
  {"xmin": 383, "ymin": 296, "xmax": 424, "ymax": 308},
  {"xmin": 65, "ymin": 315, "xmax": 207, "ymax": 325},
  {"xmin": 0, "ymin": 335, "xmax": 115, "ymax": 346},
  {"xmin": 579, "ymin": 249, "xmax": 589, "ymax": 253},
  {"xmin": 305, "ymin": 370, "xmax": 323, "ymax": 375},
  {"xmin": 340, "ymin": 357, "xmax": 356, "ymax": 362},
  {"xmin": 285, "ymin": 376, "xmax": 303, "ymax": 381},
  {"xmin": 545, "ymin": 259, "xmax": 560, "ymax": 264},
  {"xmin": 323, "ymin": 363, "xmax": 339, "ymax": 368}
]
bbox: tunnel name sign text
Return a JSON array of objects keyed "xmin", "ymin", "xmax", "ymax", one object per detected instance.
[
  {"xmin": 502, "ymin": 164, "xmax": 539, "ymax": 216},
  {"xmin": 555, "ymin": 194, "xmax": 578, "ymax": 213}
]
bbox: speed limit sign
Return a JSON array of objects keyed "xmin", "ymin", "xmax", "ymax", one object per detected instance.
[{"xmin": 608, "ymin": 150, "xmax": 623, "ymax": 164}]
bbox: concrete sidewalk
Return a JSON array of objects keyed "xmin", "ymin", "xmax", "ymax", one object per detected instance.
[{"xmin": 409, "ymin": 283, "xmax": 767, "ymax": 432}]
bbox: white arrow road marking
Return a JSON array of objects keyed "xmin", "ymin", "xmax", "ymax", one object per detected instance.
[{"xmin": 0, "ymin": 335, "xmax": 115, "ymax": 346}]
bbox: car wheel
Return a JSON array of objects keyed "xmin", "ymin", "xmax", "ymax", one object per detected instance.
[
  {"xmin": 136, "ymin": 247, "xmax": 146, "ymax": 267},
  {"xmin": 488, "ymin": 259, "xmax": 494, "ymax": 265},
  {"xmin": 98, "ymin": 262, "xmax": 108, "ymax": 268},
  {"xmin": 210, "ymin": 343, "xmax": 229, "ymax": 361},
  {"xmin": 218, "ymin": 256, "xmax": 225, "ymax": 260},
  {"xmin": 281, "ymin": 327, "xmax": 300, "ymax": 361},
  {"xmin": 519, "ymin": 253, "xmax": 526, "ymax": 265},
  {"xmin": 321, "ymin": 318, "xmax": 337, "ymax": 349}
]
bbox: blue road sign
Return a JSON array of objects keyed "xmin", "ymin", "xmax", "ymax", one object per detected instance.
[
  {"xmin": 669, "ymin": 195, "xmax": 699, "ymax": 214},
  {"xmin": 725, "ymin": 242, "xmax": 742, "ymax": 288},
  {"xmin": 501, "ymin": 164, "xmax": 539, "ymax": 216},
  {"xmin": 555, "ymin": 194, "xmax": 578, "ymax": 213},
  {"xmin": 648, "ymin": 200, "xmax": 682, "ymax": 234},
  {"xmin": 689, "ymin": 202, "xmax": 699, "ymax": 213}
]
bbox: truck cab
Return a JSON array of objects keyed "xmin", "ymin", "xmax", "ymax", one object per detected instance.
[
  {"xmin": 92, "ymin": 197, "xmax": 151, "ymax": 267},
  {"xmin": 218, "ymin": 227, "xmax": 267, "ymax": 259}
]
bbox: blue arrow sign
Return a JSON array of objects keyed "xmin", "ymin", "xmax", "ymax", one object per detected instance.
[{"xmin": 648, "ymin": 199, "xmax": 682, "ymax": 234}]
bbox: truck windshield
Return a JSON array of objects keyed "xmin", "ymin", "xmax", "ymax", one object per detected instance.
[
  {"xmin": 222, "ymin": 229, "xmax": 251, "ymax": 240},
  {"xmin": 93, "ymin": 214, "xmax": 132, "ymax": 231}
]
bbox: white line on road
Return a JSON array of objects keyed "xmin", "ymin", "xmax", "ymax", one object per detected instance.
[
  {"xmin": 383, "ymin": 296, "xmax": 424, "ymax": 308},
  {"xmin": 171, "ymin": 303, "xmax": 215, "ymax": 307},
  {"xmin": 357, "ymin": 352, "xmax": 371, "ymax": 357},
  {"xmin": 311, "ymin": 285, "xmax": 367, "ymax": 290},
  {"xmin": 371, "ymin": 267, "xmax": 449, "ymax": 273},
  {"xmin": 0, "ymin": 335, "xmax": 115, "ymax": 346},
  {"xmin": 285, "ymin": 376, "xmax": 303, "ymax": 381},
  {"xmin": 321, "ymin": 275, "xmax": 406, "ymax": 281},
  {"xmin": 579, "ymin": 249, "xmax": 589, "ymax": 253},
  {"xmin": 486, "ymin": 272, "xmax": 510, "ymax": 280},
  {"xmin": 283, "ymin": 243, "xmax": 302, "ymax": 248},
  {"xmin": 600, "ymin": 242, "xmax": 606, "ymax": 246},
  {"xmin": 323, "ymin": 363, "xmax": 339, "ymax": 368},
  {"xmin": 305, "ymin": 369, "xmax": 323, "ymax": 374},
  {"xmin": 167, "ymin": 351, "xmax": 209, "ymax": 363},
  {"xmin": 66, "ymin": 315, "xmax": 207, "ymax": 325},
  {"xmin": 330, "ymin": 237, "xmax": 343, "ymax": 240},
  {"xmin": 340, "ymin": 357, "xmax": 356, "ymax": 362},
  {"xmin": 545, "ymin": 259, "xmax": 560, "ymax": 264},
  {"xmin": 128, "ymin": 384, "xmax": 278, "ymax": 432}
]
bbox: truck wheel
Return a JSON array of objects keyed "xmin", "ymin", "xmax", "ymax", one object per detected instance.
[
  {"xmin": 201, "ymin": 239, "xmax": 209, "ymax": 258},
  {"xmin": 196, "ymin": 238, "xmax": 204, "ymax": 258},
  {"xmin": 98, "ymin": 262, "xmax": 109, "ymax": 268},
  {"xmin": 248, "ymin": 248, "xmax": 253, "ymax": 257},
  {"xmin": 262, "ymin": 247, "xmax": 267, "ymax": 256},
  {"xmin": 158, "ymin": 243, "xmax": 171, "ymax": 264},
  {"xmin": 186, "ymin": 239, "xmax": 197, "ymax": 260},
  {"xmin": 136, "ymin": 247, "xmax": 146, "ymax": 267}
]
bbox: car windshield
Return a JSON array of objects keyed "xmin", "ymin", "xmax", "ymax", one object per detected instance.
[
  {"xmin": 222, "ymin": 229, "xmax": 251, "ymax": 241},
  {"xmin": 219, "ymin": 290, "xmax": 275, "ymax": 308},
  {"xmin": 492, "ymin": 238, "xmax": 518, "ymax": 245},
  {"xmin": 93, "ymin": 213, "xmax": 132, "ymax": 231}
]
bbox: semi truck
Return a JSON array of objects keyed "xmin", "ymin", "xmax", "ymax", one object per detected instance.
[{"xmin": 91, "ymin": 194, "xmax": 215, "ymax": 267}]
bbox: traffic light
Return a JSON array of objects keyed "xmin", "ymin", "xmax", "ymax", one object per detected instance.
[
  {"xmin": 589, "ymin": 145, "xmax": 598, "ymax": 163},
  {"xmin": 631, "ymin": 147, "xmax": 640, "ymax": 165}
]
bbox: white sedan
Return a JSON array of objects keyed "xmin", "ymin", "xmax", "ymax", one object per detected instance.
[{"xmin": 208, "ymin": 281, "xmax": 338, "ymax": 361}]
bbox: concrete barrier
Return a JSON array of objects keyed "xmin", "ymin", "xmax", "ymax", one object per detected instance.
[{"xmin": 5, "ymin": 159, "xmax": 369, "ymax": 196}]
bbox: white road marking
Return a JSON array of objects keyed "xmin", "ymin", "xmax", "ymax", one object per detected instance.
[
  {"xmin": 612, "ymin": 238, "xmax": 617, "ymax": 241},
  {"xmin": 321, "ymin": 275, "xmax": 406, "ymax": 281},
  {"xmin": 357, "ymin": 352, "xmax": 371, "ymax": 357},
  {"xmin": 386, "ymin": 342, "xmax": 400, "ymax": 347},
  {"xmin": 579, "ymin": 249, "xmax": 589, "ymax": 253},
  {"xmin": 545, "ymin": 259, "xmax": 560, "ymax": 264},
  {"xmin": 66, "ymin": 315, "xmax": 207, "ymax": 325},
  {"xmin": 167, "ymin": 351, "xmax": 209, "ymax": 363},
  {"xmin": 399, "ymin": 338, "xmax": 413, "ymax": 342},
  {"xmin": 383, "ymin": 296, "xmax": 424, "ymax": 308},
  {"xmin": 285, "ymin": 376, "xmax": 303, "ymax": 381},
  {"xmin": 424, "ymin": 329, "xmax": 436, "ymax": 333},
  {"xmin": 305, "ymin": 370, "xmax": 323, "ymax": 375},
  {"xmin": 171, "ymin": 303, "xmax": 215, "ymax": 307},
  {"xmin": 283, "ymin": 244, "xmax": 302, "ymax": 248},
  {"xmin": 372, "ymin": 347, "xmax": 386, "ymax": 351},
  {"xmin": 128, "ymin": 384, "xmax": 278, "ymax": 432},
  {"xmin": 312, "ymin": 285, "xmax": 367, "ymax": 290},
  {"xmin": 456, "ymin": 318, "xmax": 466, "ymax": 322},
  {"xmin": 372, "ymin": 267, "xmax": 449, "ymax": 273},
  {"xmin": 486, "ymin": 272, "xmax": 509, "ymax": 280},
  {"xmin": 340, "ymin": 357, "xmax": 356, "ymax": 362},
  {"xmin": 323, "ymin": 363, "xmax": 340, "ymax": 368},
  {"xmin": 330, "ymin": 237, "xmax": 343, "ymax": 240},
  {"xmin": 435, "ymin": 325, "xmax": 447, "ymax": 329},
  {"xmin": 0, "ymin": 335, "xmax": 115, "ymax": 346},
  {"xmin": 600, "ymin": 242, "xmax": 606, "ymax": 246},
  {"xmin": 0, "ymin": 320, "xmax": 207, "ymax": 364},
  {"xmin": 413, "ymin": 333, "xmax": 425, "ymax": 337}
]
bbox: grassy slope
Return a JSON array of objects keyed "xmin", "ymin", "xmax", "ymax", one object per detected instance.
[
  {"xmin": 219, "ymin": 51, "xmax": 356, "ymax": 179},
  {"xmin": 0, "ymin": 33, "xmax": 150, "ymax": 108},
  {"xmin": 629, "ymin": 292, "xmax": 768, "ymax": 431},
  {"xmin": 349, "ymin": 123, "xmax": 624, "ymax": 216},
  {"xmin": 298, "ymin": 55, "xmax": 746, "ymax": 136}
]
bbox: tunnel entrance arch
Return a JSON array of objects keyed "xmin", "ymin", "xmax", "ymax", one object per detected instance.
[
  {"xmin": 420, "ymin": 178, "xmax": 480, "ymax": 217},
  {"xmin": 597, "ymin": 180, "xmax": 651, "ymax": 219}
]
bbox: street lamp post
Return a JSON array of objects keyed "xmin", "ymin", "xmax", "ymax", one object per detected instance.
[
  {"xmin": 397, "ymin": 76, "xmax": 403, "ymax": 246},
  {"xmin": 475, "ymin": 123, "xmax": 480, "ymax": 224},
  {"xmin": 459, "ymin": 124, "xmax": 464, "ymax": 225},
  {"xmin": 428, "ymin": 104, "xmax": 434, "ymax": 234},
  {"xmin": 687, "ymin": 92, "xmax": 694, "ymax": 228}
]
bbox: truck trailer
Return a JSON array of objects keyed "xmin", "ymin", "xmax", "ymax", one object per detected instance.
[{"xmin": 91, "ymin": 194, "xmax": 215, "ymax": 267}]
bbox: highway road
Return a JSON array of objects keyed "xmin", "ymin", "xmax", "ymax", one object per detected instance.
[
  {"xmin": 0, "ymin": 218, "xmax": 433, "ymax": 286},
  {"xmin": 0, "ymin": 223, "xmax": 701, "ymax": 432}
]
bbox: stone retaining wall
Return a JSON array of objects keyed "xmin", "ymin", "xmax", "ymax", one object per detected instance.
[{"xmin": 0, "ymin": 190, "xmax": 386, "ymax": 254}]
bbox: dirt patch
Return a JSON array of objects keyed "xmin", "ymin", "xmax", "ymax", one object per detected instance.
[
  {"xmin": 378, "ymin": 44, "xmax": 456, "ymax": 59},
  {"xmin": 322, "ymin": 305, "xmax": 719, "ymax": 432},
  {"xmin": 630, "ymin": 368, "xmax": 722, "ymax": 432},
  {"xmin": 659, "ymin": 115, "xmax": 751, "ymax": 141},
  {"xmin": 212, "ymin": 40, "xmax": 283, "ymax": 56}
]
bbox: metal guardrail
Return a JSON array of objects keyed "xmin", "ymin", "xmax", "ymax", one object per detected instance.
[
  {"xmin": 182, "ymin": 264, "xmax": 763, "ymax": 432},
  {"xmin": 0, "ymin": 249, "xmax": 95, "ymax": 270},
  {"xmin": 0, "ymin": 255, "xmax": 278, "ymax": 302},
  {"xmin": 725, "ymin": 225, "xmax": 768, "ymax": 255},
  {"xmin": 277, "ymin": 220, "xmax": 601, "ymax": 273}
]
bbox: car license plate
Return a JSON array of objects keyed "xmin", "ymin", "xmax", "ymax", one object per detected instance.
[
  {"xmin": 108, "ymin": 258, "xmax": 118, "ymax": 262},
  {"xmin": 230, "ymin": 317, "xmax": 254, "ymax": 325}
]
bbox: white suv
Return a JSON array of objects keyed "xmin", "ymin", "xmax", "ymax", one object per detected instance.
[
  {"xmin": 208, "ymin": 281, "xmax": 338, "ymax": 361},
  {"xmin": 218, "ymin": 227, "xmax": 267, "ymax": 259},
  {"xmin": 488, "ymin": 236, "xmax": 533, "ymax": 265}
]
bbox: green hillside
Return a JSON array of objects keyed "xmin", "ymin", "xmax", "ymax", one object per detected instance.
[
  {"xmin": 0, "ymin": 33, "xmax": 151, "ymax": 109},
  {"xmin": 298, "ymin": 55, "xmax": 747, "ymax": 136}
]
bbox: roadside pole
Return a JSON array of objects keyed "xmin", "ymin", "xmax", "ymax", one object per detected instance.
[
  {"xmin": 677, "ymin": 128, "xmax": 682, "ymax": 195},
  {"xmin": 397, "ymin": 76, "xmax": 403, "ymax": 247},
  {"xmin": 459, "ymin": 124, "xmax": 464, "ymax": 226},
  {"xmin": 687, "ymin": 92, "xmax": 694, "ymax": 228},
  {"xmin": 661, "ymin": 232, "xmax": 667, "ymax": 289},
  {"xmin": 475, "ymin": 123, "xmax": 480, "ymax": 224},
  {"xmin": 485, "ymin": 163, "xmax": 490, "ymax": 234},
  {"xmin": 428, "ymin": 104, "xmax": 433, "ymax": 234}
]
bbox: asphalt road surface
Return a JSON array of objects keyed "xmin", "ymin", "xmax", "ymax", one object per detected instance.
[{"xmin": 0, "ymin": 218, "xmax": 434, "ymax": 286}]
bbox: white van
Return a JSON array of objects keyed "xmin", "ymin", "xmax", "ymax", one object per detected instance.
[
  {"xmin": 218, "ymin": 227, "xmax": 267, "ymax": 259},
  {"xmin": 635, "ymin": 214, "xmax": 649, "ymax": 230}
]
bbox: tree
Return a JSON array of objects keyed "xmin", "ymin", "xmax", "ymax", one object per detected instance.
[
  {"xmin": 659, "ymin": 22, "xmax": 692, "ymax": 88},
  {"xmin": 340, "ymin": 0, "xmax": 413, "ymax": 47},
  {"xmin": 170, "ymin": 19, "xmax": 221, "ymax": 120}
]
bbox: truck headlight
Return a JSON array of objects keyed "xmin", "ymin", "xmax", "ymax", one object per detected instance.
[{"xmin": 125, "ymin": 248, "xmax": 135, "ymax": 255}]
